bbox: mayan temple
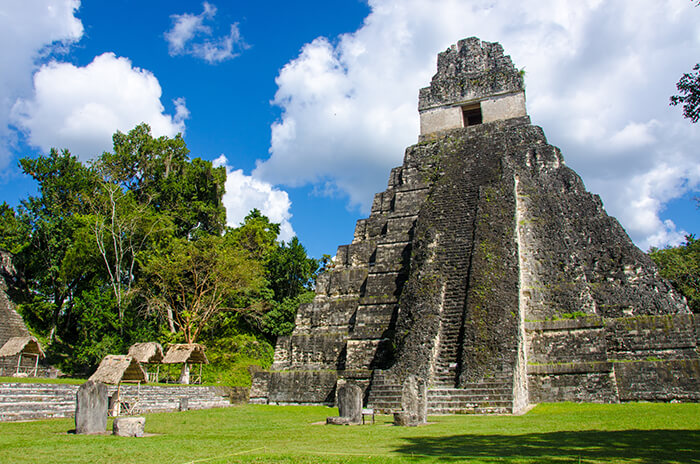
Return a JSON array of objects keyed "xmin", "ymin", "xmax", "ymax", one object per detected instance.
[
  {"xmin": 0, "ymin": 251, "xmax": 31, "ymax": 355},
  {"xmin": 250, "ymin": 37, "xmax": 700, "ymax": 413}
]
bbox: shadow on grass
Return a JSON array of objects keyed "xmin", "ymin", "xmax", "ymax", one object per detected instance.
[{"xmin": 394, "ymin": 430, "xmax": 700, "ymax": 463}]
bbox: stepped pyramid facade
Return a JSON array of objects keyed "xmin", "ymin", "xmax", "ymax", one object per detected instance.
[
  {"xmin": 251, "ymin": 38, "xmax": 700, "ymax": 413},
  {"xmin": 0, "ymin": 250, "xmax": 30, "ymax": 348},
  {"xmin": 0, "ymin": 250, "xmax": 34, "ymax": 374}
]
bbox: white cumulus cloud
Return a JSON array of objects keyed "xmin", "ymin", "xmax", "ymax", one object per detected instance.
[
  {"xmin": 165, "ymin": 2, "xmax": 248, "ymax": 64},
  {"xmin": 11, "ymin": 53, "xmax": 188, "ymax": 160},
  {"xmin": 0, "ymin": 0, "xmax": 83, "ymax": 170},
  {"xmin": 254, "ymin": 0, "xmax": 700, "ymax": 249},
  {"xmin": 213, "ymin": 155, "xmax": 295, "ymax": 242}
]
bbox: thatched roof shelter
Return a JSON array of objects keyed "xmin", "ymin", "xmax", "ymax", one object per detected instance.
[
  {"xmin": 128, "ymin": 342, "xmax": 164, "ymax": 364},
  {"xmin": 162, "ymin": 343, "xmax": 208, "ymax": 364},
  {"xmin": 0, "ymin": 336, "xmax": 44, "ymax": 358},
  {"xmin": 89, "ymin": 355, "xmax": 147, "ymax": 385}
]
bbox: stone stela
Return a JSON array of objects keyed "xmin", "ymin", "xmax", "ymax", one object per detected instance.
[
  {"xmin": 75, "ymin": 380, "xmax": 108, "ymax": 434},
  {"xmin": 250, "ymin": 37, "xmax": 700, "ymax": 415}
]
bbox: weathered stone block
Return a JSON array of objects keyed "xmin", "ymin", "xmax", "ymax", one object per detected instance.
[
  {"xmin": 371, "ymin": 243, "xmax": 411, "ymax": 273},
  {"xmin": 393, "ymin": 189, "xmax": 429, "ymax": 215},
  {"xmin": 384, "ymin": 217, "xmax": 417, "ymax": 243},
  {"xmin": 345, "ymin": 339, "xmax": 392, "ymax": 370},
  {"xmin": 335, "ymin": 246, "xmax": 349, "ymax": 266},
  {"xmin": 267, "ymin": 371, "xmax": 338, "ymax": 404},
  {"xmin": 113, "ymin": 416, "xmax": 145, "ymax": 437},
  {"xmin": 271, "ymin": 336, "xmax": 292, "ymax": 369},
  {"xmin": 528, "ymin": 371, "xmax": 618, "ymax": 403},
  {"xmin": 615, "ymin": 359, "xmax": 700, "ymax": 401},
  {"xmin": 606, "ymin": 315, "xmax": 697, "ymax": 360},
  {"xmin": 75, "ymin": 380, "xmax": 108, "ymax": 435},
  {"xmin": 352, "ymin": 304, "xmax": 397, "ymax": 339},
  {"xmin": 328, "ymin": 268, "xmax": 367, "ymax": 296},
  {"xmin": 287, "ymin": 333, "xmax": 347, "ymax": 369},
  {"xmin": 327, "ymin": 382, "xmax": 362, "ymax": 425},
  {"xmin": 363, "ymin": 272, "xmax": 406, "ymax": 303},
  {"xmin": 309, "ymin": 298, "xmax": 358, "ymax": 330},
  {"xmin": 348, "ymin": 241, "xmax": 375, "ymax": 267},
  {"xmin": 481, "ymin": 92, "xmax": 527, "ymax": 123},
  {"xmin": 249, "ymin": 370, "xmax": 271, "ymax": 404},
  {"xmin": 394, "ymin": 375, "xmax": 427, "ymax": 426},
  {"xmin": 527, "ymin": 328, "xmax": 607, "ymax": 364}
]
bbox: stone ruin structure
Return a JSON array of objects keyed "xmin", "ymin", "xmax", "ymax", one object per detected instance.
[
  {"xmin": 0, "ymin": 251, "xmax": 31, "ymax": 359},
  {"xmin": 251, "ymin": 37, "xmax": 700, "ymax": 414}
]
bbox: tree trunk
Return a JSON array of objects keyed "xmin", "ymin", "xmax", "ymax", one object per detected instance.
[
  {"xmin": 167, "ymin": 308, "xmax": 176, "ymax": 333},
  {"xmin": 178, "ymin": 363, "xmax": 190, "ymax": 384}
]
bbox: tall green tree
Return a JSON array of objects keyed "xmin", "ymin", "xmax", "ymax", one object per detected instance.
[
  {"xmin": 225, "ymin": 209, "xmax": 280, "ymax": 260},
  {"xmin": 86, "ymin": 182, "xmax": 171, "ymax": 329},
  {"xmin": 649, "ymin": 235, "xmax": 700, "ymax": 313},
  {"xmin": 140, "ymin": 234, "xmax": 265, "ymax": 344},
  {"xmin": 14, "ymin": 149, "xmax": 98, "ymax": 340},
  {"xmin": 0, "ymin": 203, "xmax": 29, "ymax": 255},
  {"xmin": 266, "ymin": 237, "xmax": 318, "ymax": 302},
  {"xmin": 96, "ymin": 123, "xmax": 227, "ymax": 238}
]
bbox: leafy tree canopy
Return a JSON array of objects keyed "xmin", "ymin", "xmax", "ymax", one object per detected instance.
[
  {"xmin": 1, "ymin": 124, "xmax": 321, "ymax": 382},
  {"xmin": 670, "ymin": 64, "xmax": 700, "ymax": 123},
  {"xmin": 649, "ymin": 235, "xmax": 700, "ymax": 313},
  {"xmin": 96, "ymin": 123, "xmax": 227, "ymax": 238}
]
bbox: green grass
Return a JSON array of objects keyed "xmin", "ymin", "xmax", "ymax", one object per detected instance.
[{"xmin": 0, "ymin": 403, "xmax": 698, "ymax": 463}]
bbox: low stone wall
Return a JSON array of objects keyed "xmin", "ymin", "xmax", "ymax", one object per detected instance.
[
  {"xmin": 251, "ymin": 370, "xmax": 337, "ymax": 405},
  {"xmin": 0, "ymin": 382, "xmax": 236, "ymax": 422},
  {"xmin": 526, "ymin": 314, "xmax": 699, "ymax": 404},
  {"xmin": 606, "ymin": 314, "xmax": 697, "ymax": 360},
  {"xmin": 615, "ymin": 359, "xmax": 700, "ymax": 401},
  {"xmin": 271, "ymin": 333, "xmax": 347, "ymax": 370},
  {"xmin": 528, "ymin": 362, "xmax": 617, "ymax": 403}
]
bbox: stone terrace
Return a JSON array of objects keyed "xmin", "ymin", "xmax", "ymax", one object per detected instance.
[{"xmin": 0, "ymin": 383, "xmax": 234, "ymax": 422}]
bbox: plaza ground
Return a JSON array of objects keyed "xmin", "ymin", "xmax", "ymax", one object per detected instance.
[{"xmin": 0, "ymin": 402, "xmax": 698, "ymax": 463}]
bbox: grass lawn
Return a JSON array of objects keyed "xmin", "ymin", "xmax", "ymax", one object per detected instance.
[{"xmin": 0, "ymin": 402, "xmax": 697, "ymax": 463}]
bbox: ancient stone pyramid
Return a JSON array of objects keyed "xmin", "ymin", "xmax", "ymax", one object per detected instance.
[
  {"xmin": 0, "ymin": 250, "xmax": 31, "ymax": 348},
  {"xmin": 251, "ymin": 38, "xmax": 700, "ymax": 413}
]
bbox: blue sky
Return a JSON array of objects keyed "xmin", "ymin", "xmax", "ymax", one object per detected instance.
[{"xmin": 1, "ymin": 0, "xmax": 699, "ymax": 258}]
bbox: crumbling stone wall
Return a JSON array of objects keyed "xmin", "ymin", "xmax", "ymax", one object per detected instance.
[
  {"xmin": 419, "ymin": 37, "xmax": 527, "ymax": 135},
  {"xmin": 527, "ymin": 314, "xmax": 700, "ymax": 403},
  {"xmin": 418, "ymin": 37, "xmax": 524, "ymax": 111}
]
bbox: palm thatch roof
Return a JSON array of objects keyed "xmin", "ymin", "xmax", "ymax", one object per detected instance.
[
  {"xmin": 89, "ymin": 355, "xmax": 147, "ymax": 385},
  {"xmin": 162, "ymin": 343, "xmax": 208, "ymax": 364},
  {"xmin": 0, "ymin": 336, "xmax": 44, "ymax": 358},
  {"xmin": 128, "ymin": 342, "xmax": 164, "ymax": 364}
]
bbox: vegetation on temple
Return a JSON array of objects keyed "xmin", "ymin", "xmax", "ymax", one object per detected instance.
[{"xmin": 0, "ymin": 124, "xmax": 319, "ymax": 384}]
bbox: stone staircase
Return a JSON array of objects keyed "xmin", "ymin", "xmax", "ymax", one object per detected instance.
[
  {"xmin": 367, "ymin": 370, "xmax": 514, "ymax": 415},
  {"xmin": 0, "ymin": 383, "xmax": 233, "ymax": 422},
  {"xmin": 366, "ymin": 372, "xmax": 401, "ymax": 413},
  {"xmin": 428, "ymin": 374, "xmax": 514, "ymax": 414},
  {"xmin": 432, "ymin": 308, "xmax": 463, "ymax": 386}
]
